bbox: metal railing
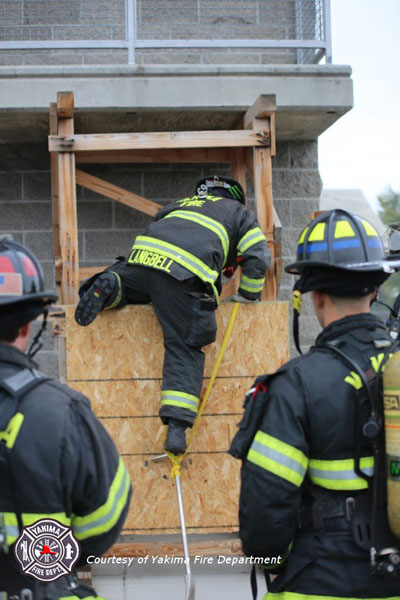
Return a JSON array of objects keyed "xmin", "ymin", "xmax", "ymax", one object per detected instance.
[{"xmin": 0, "ymin": 0, "xmax": 332, "ymax": 65}]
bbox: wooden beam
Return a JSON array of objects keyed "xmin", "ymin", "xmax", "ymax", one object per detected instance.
[
  {"xmin": 57, "ymin": 91, "xmax": 74, "ymax": 119},
  {"xmin": 107, "ymin": 537, "xmax": 242, "ymax": 558},
  {"xmin": 252, "ymin": 117, "xmax": 276, "ymax": 300},
  {"xmin": 75, "ymin": 148, "xmax": 231, "ymax": 164},
  {"xmin": 57, "ymin": 94, "xmax": 79, "ymax": 305},
  {"xmin": 76, "ymin": 170, "xmax": 162, "ymax": 217},
  {"xmin": 49, "ymin": 102, "xmax": 61, "ymax": 288},
  {"xmin": 49, "ymin": 130, "xmax": 271, "ymax": 153},
  {"xmin": 243, "ymin": 94, "xmax": 276, "ymax": 130}
]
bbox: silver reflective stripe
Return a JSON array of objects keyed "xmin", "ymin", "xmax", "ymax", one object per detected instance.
[
  {"xmin": 251, "ymin": 440, "xmax": 307, "ymax": 479},
  {"xmin": 161, "ymin": 393, "xmax": 199, "ymax": 410},
  {"xmin": 309, "ymin": 465, "xmax": 374, "ymax": 480},
  {"xmin": 73, "ymin": 467, "xmax": 129, "ymax": 535}
]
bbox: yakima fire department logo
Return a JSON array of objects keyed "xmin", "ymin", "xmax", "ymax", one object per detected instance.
[{"xmin": 14, "ymin": 518, "xmax": 80, "ymax": 582}]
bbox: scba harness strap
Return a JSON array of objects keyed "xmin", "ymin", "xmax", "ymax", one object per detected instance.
[
  {"xmin": 0, "ymin": 368, "xmax": 51, "ymax": 554},
  {"xmin": 311, "ymin": 340, "xmax": 400, "ymax": 576}
]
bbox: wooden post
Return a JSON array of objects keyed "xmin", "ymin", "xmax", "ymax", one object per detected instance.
[
  {"xmin": 252, "ymin": 116, "xmax": 276, "ymax": 300},
  {"xmin": 56, "ymin": 92, "xmax": 79, "ymax": 305},
  {"xmin": 49, "ymin": 102, "xmax": 61, "ymax": 292}
]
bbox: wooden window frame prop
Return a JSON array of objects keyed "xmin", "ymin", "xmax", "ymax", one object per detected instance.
[{"xmin": 49, "ymin": 91, "xmax": 281, "ymax": 304}]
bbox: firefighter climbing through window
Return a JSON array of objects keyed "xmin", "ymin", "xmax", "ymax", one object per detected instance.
[
  {"xmin": 75, "ymin": 175, "xmax": 270, "ymax": 454},
  {"xmin": 0, "ymin": 238, "xmax": 132, "ymax": 600}
]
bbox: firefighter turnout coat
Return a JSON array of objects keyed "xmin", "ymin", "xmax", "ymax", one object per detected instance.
[
  {"xmin": 0, "ymin": 343, "xmax": 132, "ymax": 595},
  {"xmin": 239, "ymin": 313, "xmax": 399, "ymax": 599},
  {"xmin": 128, "ymin": 193, "xmax": 270, "ymax": 301}
]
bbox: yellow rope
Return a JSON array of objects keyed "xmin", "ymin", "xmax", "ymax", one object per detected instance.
[{"xmin": 166, "ymin": 302, "xmax": 240, "ymax": 478}]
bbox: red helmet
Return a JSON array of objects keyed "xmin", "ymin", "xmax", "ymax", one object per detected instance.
[{"xmin": 0, "ymin": 238, "xmax": 57, "ymax": 336}]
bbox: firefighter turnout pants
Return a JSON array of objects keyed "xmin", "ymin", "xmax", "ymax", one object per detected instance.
[{"xmin": 85, "ymin": 261, "xmax": 217, "ymax": 426}]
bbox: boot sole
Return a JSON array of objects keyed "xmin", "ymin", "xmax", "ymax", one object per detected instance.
[{"xmin": 75, "ymin": 274, "xmax": 115, "ymax": 326}]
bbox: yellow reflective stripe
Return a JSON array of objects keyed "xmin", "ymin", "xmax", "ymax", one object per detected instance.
[
  {"xmin": 104, "ymin": 271, "xmax": 122, "ymax": 310},
  {"xmin": 0, "ymin": 412, "xmax": 24, "ymax": 449},
  {"xmin": 73, "ymin": 457, "xmax": 130, "ymax": 540},
  {"xmin": 163, "ymin": 210, "xmax": 229, "ymax": 263},
  {"xmin": 266, "ymin": 592, "xmax": 400, "ymax": 600},
  {"xmin": 298, "ymin": 226, "xmax": 309, "ymax": 244},
  {"xmin": 132, "ymin": 236, "xmax": 219, "ymax": 286},
  {"xmin": 362, "ymin": 219, "xmax": 378, "ymax": 236},
  {"xmin": 3, "ymin": 512, "xmax": 71, "ymax": 545},
  {"xmin": 161, "ymin": 390, "xmax": 199, "ymax": 413},
  {"xmin": 308, "ymin": 222, "xmax": 326, "ymax": 241},
  {"xmin": 308, "ymin": 456, "xmax": 374, "ymax": 490},
  {"xmin": 344, "ymin": 371, "xmax": 362, "ymax": 390},
  {"xmin": 247, "ymin": 431, "xmax": 308, "ymax": 487},
  {"xmin": 334, "ymin": 220, "xmax": 355, "ymax": 238},
  {"xmin": 60, "ymin": 597, "xmax": 103, "ymax": 600},
  {"xmin": 239, "ymin": 274, "xmax": 265, "ymax": 293},
  {"xmin": 237, "ymin": 228, "xmax": 266, "ymax": 254}
]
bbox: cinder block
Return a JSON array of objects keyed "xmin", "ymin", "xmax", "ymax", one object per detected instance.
[
  {"xmin": 41, "ymin": 262, "xmax": 55, "ymax": 290},
  {"xmin": 274, "ymin": 199, "xmax": 291, "ymax": 227},
  {"xmin": 201, "ymin": 53, "xmax": 260, "ymax": 64},
  {"xmin": 290, "ymin": 141, "xmax": 318, "ymax": 169},
  {"xmin": 25, "ymin": 231, "xmax": 84, "ymax": 261},
  {"xmin": 85, "ymin": 231, "xmax": 135, "ymax": 262},
  {"xmin": 281, "ymin": 227, "xmax": 302, "ymax": 258},
  {"xmin": 1, "ymin": 202, "xmax": 51, "ymax": 231},
  {"xmin": 24, "ymin": 53, "xmax": 83, "ymax": 66},
  {"xmin": 0, "ymin": 53, "xmax": 23, "ymax": 66},
  {"xmin": 0, "ymin": 144, "xmax": 49, "ymax": 172},
  {"xmin": 23, "ymin": 172, "xmax": 51, "ymax": 201},
  {"xmin": 77, "ymin": 201, "xmax": 113, "ymax": 230},
  {"xmin": 272, "ymin": 170, "xmax": 322, "ymax": 199},
  {"xmin": 272, "ymin": 142, "xmax": 290, "ymax": 168},
  {"xmin": 291, "ymin": 198, "xmax": 319, "ymax": 228},
  {"xmin": 83, "ymin": 51, "xmax": 129, "ymax": 65},
  {"xmin": 144, "ymin": 170, "xmax": 201, "ymax": 200},
  {"xmin": 0, "ymin": 173, "xmax": 22, "ymax": 201},
  {"xmin": 143, "ymin": 52, "xmax": 201, "ymax": 65},
  {"xmin": 114, "ymin": 204, "xmax": 154, "ymax": 230}
]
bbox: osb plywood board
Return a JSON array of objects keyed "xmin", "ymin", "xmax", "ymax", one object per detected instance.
[
  {"xmin": 70, "ymin": 377, "xmax": 255, "ymax": 417},
  {"xmin": 123, "ymin": 454, "xmax": 240, "ymax": 533},
  {"xmin": 66, "ymin": 302, "xmax": 289, "ymax": 381},
  {"xmin": 103, "ymin": 414, "xmax": 240, "ymax": 455},
  {"xmin": 64, "ymin": 301, "xmax": 289, "ymax": 534}
]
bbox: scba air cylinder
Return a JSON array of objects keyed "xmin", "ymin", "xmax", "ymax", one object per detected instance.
[{"xmin": 383, "ymin": 351, "xmax": 400, "ymax": 537}]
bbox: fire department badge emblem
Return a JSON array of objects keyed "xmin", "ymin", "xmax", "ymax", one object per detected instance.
[{"xmin": 14, "ymin": 518, "xmax": 80, "ymax": 582}]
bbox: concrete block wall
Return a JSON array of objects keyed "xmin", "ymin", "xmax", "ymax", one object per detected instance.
[
  {"xmin": 0, "ymin": 0, "xmax": 314, "ymax": 66},
  {"xmin": 0, "ymin": 139, "xmax": 322, "ymax": 377}
]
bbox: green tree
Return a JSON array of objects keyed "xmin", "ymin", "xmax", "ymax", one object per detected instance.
[{"xmin": 377, "ymin": 187, "xmax": 400, "ymax": 225}]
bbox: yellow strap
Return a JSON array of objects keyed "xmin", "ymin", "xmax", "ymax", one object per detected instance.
[{"xmin": 166, "ymin": 302, "xmax": 240, "ymax": 478}]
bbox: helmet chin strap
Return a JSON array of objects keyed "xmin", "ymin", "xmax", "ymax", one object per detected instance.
[{"xmin": 28, "ymin": 309, "xmax": 48, "ymax": 359}]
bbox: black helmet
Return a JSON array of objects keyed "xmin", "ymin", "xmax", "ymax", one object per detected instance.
[
  {"xmin": 0, "ymin": 238, "xmax": 57, "ymax": 338},
  {"xmin": 285, "ymin": 210, "xmax": 396, "ymax": 354},
  {"xmin": 286, "ymin": 209, "xmax": 394, "ymax": 275},
  {"xmin": 195, "ymin": 176, "xmax": 246, "ymax": 205}
]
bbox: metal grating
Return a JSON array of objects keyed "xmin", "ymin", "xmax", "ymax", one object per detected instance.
[
  {"xmin": 0, "ymin": 0, "xmax": 331, "ymax": 64},
  {"xmin": 137, "ymin": 0, "xmax": 323, "ymax": 41},
  {"xmin": 0, "ymin": 0, "xmax": 126, "ymax": 41}
]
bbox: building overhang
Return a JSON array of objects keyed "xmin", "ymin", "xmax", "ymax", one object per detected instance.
[{"xmin": 0, "ymin": 64, "xmax": 353, "ymax": 142}]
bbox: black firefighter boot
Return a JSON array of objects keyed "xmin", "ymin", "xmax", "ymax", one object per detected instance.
[
  {"xmin": 75, "ymin": 272, "xmax": 118, "ymax": 326},
  {"xmin": 165, "ymin": 418, "xmax": 188, "ymax": 455}
]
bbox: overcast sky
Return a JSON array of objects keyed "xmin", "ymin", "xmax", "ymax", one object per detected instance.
[{"xmin": 318, "ymin": 0, "xmax": 400, "ymax": 211}]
